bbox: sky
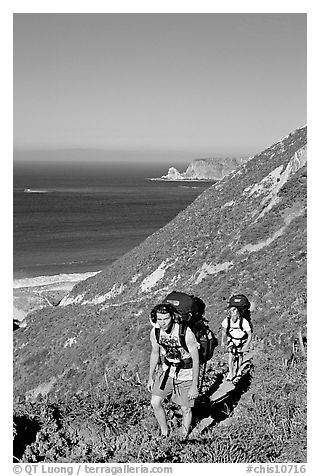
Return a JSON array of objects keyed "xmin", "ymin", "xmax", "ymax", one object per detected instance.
[{"xmin": 13, "ymin": 13, "xmax": 306, "ymax": 158}]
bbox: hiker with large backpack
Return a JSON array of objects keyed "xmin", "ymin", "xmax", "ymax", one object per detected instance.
[
  {"xmin": 221, "ymin": 294, "xmax": 253, "ymax": 383},
  {"xmin": 147, "ymin": 292, "xmax": 216, "ymax": 438}
]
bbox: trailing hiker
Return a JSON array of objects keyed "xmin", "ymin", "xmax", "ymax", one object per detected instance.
[
  {"xmin": 147, "ymin": 292, "xmax": 216, "ymax": 438},
  {"xmin": 221, "ymin": 294, "xmax": 253, "ymax": 383}
]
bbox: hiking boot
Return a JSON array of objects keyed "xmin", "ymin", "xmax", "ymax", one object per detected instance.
[
  {"xmin": 154, "ymin": 431, "xmax": 169, "ymax": 441},
  {"xmin": 180, "ymin": 430, "xmax": 189, "ymax": 441}
]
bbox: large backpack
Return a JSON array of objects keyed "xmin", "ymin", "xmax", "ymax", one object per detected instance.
[
  {"xmin": 159, "ymin": 291, "xmax": 217, "ymax": 364},
  {"xmin": 226, "ymin": 294, "xmax": 253, "ymax": 336}
]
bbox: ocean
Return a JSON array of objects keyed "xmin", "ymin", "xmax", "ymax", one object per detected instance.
[{"xmin": 13, "ymin": 157, "xmax": 212, "ymax": 290}]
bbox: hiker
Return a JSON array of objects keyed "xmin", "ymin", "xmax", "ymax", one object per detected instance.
[
  {"xmin": 147, "ymin": 303, "xmax": 200, "ymax": 438},
  {"xmin": 221, "ymin": 295, "xmax": 253, "ymax": 382}
]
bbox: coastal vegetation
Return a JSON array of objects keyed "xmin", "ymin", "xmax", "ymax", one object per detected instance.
[{"xmin": 14, "ymin": 342, "xmax": 306, "ymax": 463}]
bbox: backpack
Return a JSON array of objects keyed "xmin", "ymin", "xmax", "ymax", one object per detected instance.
[
  {"xmin": 226, "ymin": 294, "xmax": 253, "ymax": 337},
  {"xmin": 228, "ymin": 294, "xmax": 251, "ymax": 311},
  {"xmin": 160, "ymin": 291, "xmax": 217, "ymax": 364}
]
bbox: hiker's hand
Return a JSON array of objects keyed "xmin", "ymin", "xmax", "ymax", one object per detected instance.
[
  {"xmin": 188, "ymin": 385, "xmax": 199, "ymax": 399},
  {"xmin": 147, "ymin": 377, "xmax": 154, "ymax": 392},
  {"xmin": 221, "ymin": 343, "xmax": 229, "ymax": 354}
]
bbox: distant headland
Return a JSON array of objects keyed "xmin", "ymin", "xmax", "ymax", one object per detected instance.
[{"xmin": 148, "ymin": 156, "xmax": 249, "ymax": 181}]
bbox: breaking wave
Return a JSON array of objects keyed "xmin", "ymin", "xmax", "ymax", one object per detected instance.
[
  {"xmin": 13, "ymin": 271, "xmax": 100, "ymax": 289},
  {"xmin": 24, "ymin": 188, "xmax": 49, "ymax": 193}
]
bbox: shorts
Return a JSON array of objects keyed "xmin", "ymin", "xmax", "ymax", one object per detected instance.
[
  {"xmin": 152, "ymin": 371, "xmax": 195, "ymax": 408},
  {"xmin": 227, "ymin": 338, "xmax": 245, "ymax": 354}
]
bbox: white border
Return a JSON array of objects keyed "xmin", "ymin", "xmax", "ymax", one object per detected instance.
[{"xmin": 3, "ymin": 2, "xmax": 313, "ymax": 473}]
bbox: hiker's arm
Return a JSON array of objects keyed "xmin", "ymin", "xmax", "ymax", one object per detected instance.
[
  {"xmin": 184, "ymin": 328, "xmax": 200, "ymax": 398},
  {"xmin": 188, "ymin": 346, "xmax": 200, "ymax": 398},
  {"xmin": 221, "ymin": 328, "xmax": 227, "ymax": 347},
  {"xmin": 147, "ymin": 343, "xmax": 160, "ymax": 392},
  {"xmin": 242, "ymin": 330, "xmax": 252, "ymax": 353}
]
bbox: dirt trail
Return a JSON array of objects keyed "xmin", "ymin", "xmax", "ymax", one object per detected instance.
[{"xmin": 190, "ymin": 350, "xmax": 255, "ymax": 437}]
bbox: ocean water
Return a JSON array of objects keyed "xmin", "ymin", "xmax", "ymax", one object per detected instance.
[{"xmin": 13, "ymin": 157, "xmax": 212, "ymax": 289}]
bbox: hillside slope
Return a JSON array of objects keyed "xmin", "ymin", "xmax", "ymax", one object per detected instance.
[{"xmin": 13, "ymin": 126, "xmax": 307, "ymax": 401}]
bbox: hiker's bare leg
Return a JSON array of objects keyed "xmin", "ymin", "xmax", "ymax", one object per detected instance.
[
  {"xmin": 228, "ymin": 353, "xmax": 235, "ymax": 379},
  {"xmin": 237, "ymin": 353, "xmax": 243, "ymax": 375},
  {"xmin": 151, "ymin": 395, "xmax": 168, "ymax": 436},
  {"xmin": 181, "ymin": 406, "xmax": 192, "ymax": 437}
]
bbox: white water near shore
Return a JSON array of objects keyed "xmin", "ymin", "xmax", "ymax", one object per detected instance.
[
  {"xmin": 13, "ymin": 270, "xmax": 101, "ymax": 321},
  {"xmin": 13, "ymin": 270, "xmax": 100, "ymax": 290}
]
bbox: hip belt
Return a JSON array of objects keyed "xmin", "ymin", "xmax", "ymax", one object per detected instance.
[{"xmin": 160, "ymin": 357, "xmax": 193, "ymax": 390}]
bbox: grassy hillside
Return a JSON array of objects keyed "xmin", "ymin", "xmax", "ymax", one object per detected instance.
[
  {"xmin": 14, "ymin": 352, "xmax": 306, "ymax": 463},
  {"xmin": 13, "ymin": 126, "xmax": 307, "ymax": 462}
]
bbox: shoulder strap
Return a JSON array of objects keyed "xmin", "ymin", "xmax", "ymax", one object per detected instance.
[
  {"xmin": 156, "ymin": 323, "xmax": 191, "ymax": 352},
  {"xmin": 226, "ymin": 315, "xmax": 231, "ymax": 336},
  {"xmin": 241, "ymin": 316, "xmax": 251, "ymax": 333},
  {"xmin": 155, "ymin": 327, "xmax": 160, "ymax": 344},
  {"xmin": 179, "ymin": 321, "xmax": 189, "ymax": 353}
]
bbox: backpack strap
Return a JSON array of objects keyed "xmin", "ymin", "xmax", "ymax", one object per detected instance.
[
  {"xmin": 178, "ymin": 321, "xmax": 189, "ymax": 353},
  {"xmin": 154, "ymin": 327, "xmax": 170, "ymax": 390},
  {"xmin": 155, "ymin": 324, "xmax": 188, "ymax": 350},
  {"xmin": 163, "ymin": 357, "xmax": 192, "ymax": 369},
  {"xmin": 155, "ymin": 327, "xmax": 160, "ymax": 344},
  {"xmin": 159, "ymin": 358, "xmax": 192, "ymax": 390},
  {"xmin": 226, "ymin": 316, "xmax": 248, "ymax": 339},
  {"xmin": 226, "ymin": 315, "xmax": 231, "ymax": 337},
  {"xmin": 160, "ymin": 366, "xmax": 171, "ymax": 390},
  {"xmin": 156, "ymin": 323, "xmax": 193, "ymax": 390},
  {"xmin": 239, "ymin": 316, "xmax": 250, "ymax": 336}
]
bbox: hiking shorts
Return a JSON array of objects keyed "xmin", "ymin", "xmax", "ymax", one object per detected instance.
[
  {"xmin": 227, "ymin": 338, "xmax": 245, "ymax": 353},
  {"xmin": 152, "ymin": 371, "xmax": 195, "ymax": 408}
]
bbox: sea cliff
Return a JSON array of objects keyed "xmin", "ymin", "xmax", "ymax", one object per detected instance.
[{"xmin": 159, "ymin": 156, "xmax": 248, "ymax": 181}]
